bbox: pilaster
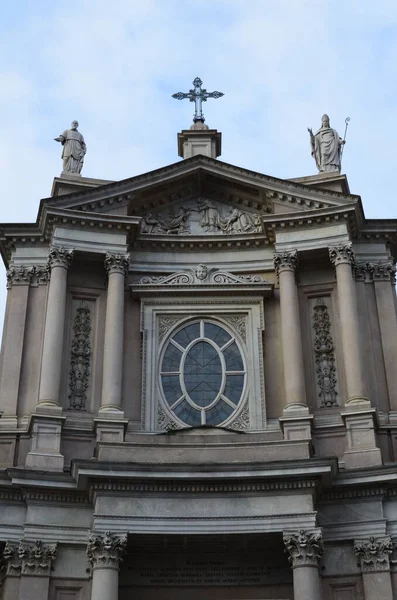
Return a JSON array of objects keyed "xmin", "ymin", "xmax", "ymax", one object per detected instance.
[
  {"xmin": 275, "ymin": 251, "xmax": 312, "ymax": 441},
  {"xmin": 283, "ymin": 529, "xmax": 323, "ymax": 600},
  {"xmin": 354, "ymin": 537, "xmax": 393, "ymax": 600},
  {"xmin": 3, "ymin": 540, "xmax": 57, "ymax": 600},
  {"xmin": 329, "ymin": 245, "xmax": 381, "ymax": 468},
  {"xmin": 87, "ymin": 531, "xmax": 127, "ymax": 600}
]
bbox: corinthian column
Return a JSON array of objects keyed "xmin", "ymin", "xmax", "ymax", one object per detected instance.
[
  {"xmin": 328, "ymin": 245, "xmax": 367, "ymax": 404},
  {"xmin": 87, "ymin": 531, "xmax": 127, "ymax": 600},
  {"xmin": 274, "ymin": 251, "xmax": 306, "ymax": 409},
  {"xmin": 283, "ymin": 529, "xmax": 323, "ymax": 600},
  {"xmin": 99, "ymin": 252, "xmax": 130, "ymax": 414},
  {"xmin": 354, "ymin": 537, "xmax": 393, "ymax": 600},
  {"xmin": 38, "ymin": 246, "xmax": 74, "ymax": 409}
]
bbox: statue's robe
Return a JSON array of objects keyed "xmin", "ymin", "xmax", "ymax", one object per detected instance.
[
  {"xmin": 313, "ymin": 126, "xmax": 342, "ymax": 172},
  {"xmin": 59, "ymin": 129, "xmax": 86, "ymax": 173}
]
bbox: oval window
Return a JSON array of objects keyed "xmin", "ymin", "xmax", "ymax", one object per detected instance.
[{"xmin": 160, "ymin": 320, "xmax": 246, "ymax": 427}]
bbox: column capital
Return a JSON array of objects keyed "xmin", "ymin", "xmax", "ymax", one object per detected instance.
[
  {"xmin": 48, "ymin": 246, "xmax": 74, "ymax": 270},
  {"xmin": 104, "ymin": 252, "xmax": 130, "ymax": 277},
  {"xmin": 4, "ymin": 540, "xmax": 57, "ymax": 577},
  {"xmin": 283, "ymin": 529, "xmax": 324, "ymax": 568},
  {"xmin": 86, "ymin": 531, "xmax": 127, "ymax": 570},
  {"xmin": 274, "ymin": 250, "xmax": 298, "ymax": 277},
  {"xmin": 354, "ymin": 536, "xmax": 393, "ymax": 573},
  {"xmin": 355, "ymin": 261, "xmax": 396, "ymax": 283},
  {"xmin": 6, "ymin": 264, "xmax": 49, "ymax": 289},
  {"xmin": 328, "ymin": 244, "xmax": 355, "ymax": 267}
]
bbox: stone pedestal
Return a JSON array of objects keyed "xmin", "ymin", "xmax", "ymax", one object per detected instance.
[
  {"xmin": 25, "ymin": 412, "xmax": 66, "ymax": 471},
  {"xmin": 177, "ymin": 122, "xmax": 222, "ymax": 159},
  {"xmin": 87, "ymin": 531, "xmax": 127, "ymax": 600},
  {"xmin": 341, "ymin": 403, "xmax": 381, "ymax": 468},
  {"xmin": 354, "ymin": 537, "xmax": 393, "ymax": 600},
  {"xmin": 274, "ymin": 251, "xmax": 312, "ymax": 440},
  {"xmin": 283, "ymin": 529, "xmax": 324, "ymax": 600}
]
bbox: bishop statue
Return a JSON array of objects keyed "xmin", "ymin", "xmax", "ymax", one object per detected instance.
[
  {"xmin": 55, "ymin": 120, "xmax": 87, "ymax": 175},
  {"xmin": 308, "ymin": 114, "xmax": 345, "ymax": 173}
]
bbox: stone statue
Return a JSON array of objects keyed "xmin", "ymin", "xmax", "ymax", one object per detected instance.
[
  {"xmin": 308, "ymin": 115, "xmax": 345, "ymax": 173},
  {"xmin": 55, "ymin": 120, "xmax": 87, "ymax": 175}
]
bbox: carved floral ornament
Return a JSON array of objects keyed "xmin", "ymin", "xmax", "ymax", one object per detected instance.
[
  {"xmin": 283, "ymin": 530, "xmax": 324, "ymax": 568},
  {"xmin": 312, "ymin": 298, "xmax": 338, "ymax": 408},
  {"xmin": 86, "ymin": 531, "xmax": 127, "ymax": 570},
  {"xmin": 68, "ymin": 301, "xmax": 92, "ymax": 410},
  {"xmin": 273, "ymin": 250, "xmax": 298, "ymax": 276},
  {"xmin": 48, "ymin": 245, "xmax": 74, "ymax": 270},
  {"xmin": 6, "ymin": 264, "xmax": 49, "ymax": 289},
  {"xmin": 354, "ymin": 536, "xmax": 393, "ymax": 573},
  {"xmin": 355, "ymin": 261, "xmax": 396, "ymax": 283},
  {"xmin": 328, "ymin": 244, "xmax": 355, "ymax": 267},
  {"xmin": 3, "ymin": 540, "xmax": 57, "ymax": 577}
]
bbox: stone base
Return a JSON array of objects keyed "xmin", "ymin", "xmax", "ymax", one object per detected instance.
[
  {"xmin": 341, "ymin": 401, "xmax": 382, "ymax": 468},
  {"xmin": 279, "ymin": 405, "xmax": 313, "ymax": 441},
  {"xmin": 25, "ymin": 412, "xmax": 66, "ymax": 471},
  {"xmin": 94, "ymin": 413, "xmax": 128, "ymax": 443}
]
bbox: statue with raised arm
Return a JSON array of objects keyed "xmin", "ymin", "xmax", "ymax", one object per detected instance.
[
  {"xmin": 54, "ymin": 120, "xmax": 87, "ymax": 175},
  {"xmin": 308, "ymin": 114, "xmax": 344, "ymax": 173}
]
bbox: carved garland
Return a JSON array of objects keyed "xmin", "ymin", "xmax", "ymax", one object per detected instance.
[
  {"xmin": 68, "ymin": 301, "xmax": 92, "ymax": 410},
  {"xmin": 312, "ymin": 299, "xmax": 338, "ymax": 407}
]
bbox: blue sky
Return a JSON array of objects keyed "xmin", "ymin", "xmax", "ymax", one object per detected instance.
[{"xmin": 1, "ymin": 0, "xmax": 397, "ymax": 327}]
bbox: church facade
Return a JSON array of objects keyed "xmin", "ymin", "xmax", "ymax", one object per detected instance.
[{"xmin": 1, "ymin": 118, "xmax": 397, "ymax": 600}]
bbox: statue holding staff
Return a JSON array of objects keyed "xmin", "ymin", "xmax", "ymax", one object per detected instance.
[
  {"xmin": 55, "ymin": 120, "xmax": 87, "ymax": 175},
  {"xmin": 308, "ymin": 114, "xmax": 345, "ymax": 173}
]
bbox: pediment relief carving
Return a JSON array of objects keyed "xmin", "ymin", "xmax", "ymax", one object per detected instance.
[{"xmin": 140, "ymin": 197, "xmax": 263, "ymax": 236}]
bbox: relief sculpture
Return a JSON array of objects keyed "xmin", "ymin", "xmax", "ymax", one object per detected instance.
[{"xmin": 140, "ymin": 197, "xmax": 262, "ymax": 235}]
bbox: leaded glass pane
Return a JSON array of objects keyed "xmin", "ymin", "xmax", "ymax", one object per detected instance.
[
  {"xmin": 206, "ymin": 399, "xmax": 234, "ymax": 425},
  {"xmin": 204, "ymin": 323, "xmax": 231, "ymax": 347},
  {"xmin": 162, "ymin": 344, "xmax": 182, "ymax": 372},
  {"xmin": 224, "ymin": 374, "xmax": 245, "ymax": 402},
  {"xmin": 183, "ymin": 341, "xmax": 222, "ymax": 407},
  {"xmin": 173, "ymin": 322, "xmax": 200, "ymax": 348},
  {"xmin": 223, "ymin": 341, "xmax": 244, "ymax": 371},
  {"xmin": 161, "ymin": 375, "xmax": 182, "ymax": 405},
  {"xmin": 173, "ymin": 399, "xmax": 202, "ymax": 427}
]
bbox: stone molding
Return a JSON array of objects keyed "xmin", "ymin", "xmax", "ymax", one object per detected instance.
[
  {"xmin": 104, "ymin": 252, "xmax": 130, "ymax": 276},
  {"xmin": 6, "ymin": 264, "xmax": 49, "ymax": 289},
  {"xmin": 355, "ymin": 261, "xmax": 396, "ymax": 284},
  {"xmin": 48, "ymin": 245, "xmax": 74, "ymax": 270},
  {"xmin": 274, "ymin": 250, "xmax": 298, "ymax": 277},
  {"xmin": 328, "ymin": 244, "xmax": 355, "ymax": 267},
  {"xmin": 86, "ymin": 531, "xmax": 127, "ymax": 571},
  {"xmin": 354, "ymin": 536, "xmax": 393, "ymax": 573},
  {"xmin": 92, "ymin": 480, "xmax": 317, "ymax": 494},
  {"xmin": 3, "ymin": 540, "xmax": 57, "ymax": 577},
  {"xmin": 283, "ymin": 529, "xmax": 324, "ymax": 568}
]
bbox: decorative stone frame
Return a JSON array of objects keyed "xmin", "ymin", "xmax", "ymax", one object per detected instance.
[{"xmin": 140, "ymin": 297, "xmax": 266, "ymax": 431}]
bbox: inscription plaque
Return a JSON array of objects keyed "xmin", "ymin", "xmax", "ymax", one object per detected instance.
[{"xmin": 127, "ymin": 554, "xmax": 291, "ymax": 587}]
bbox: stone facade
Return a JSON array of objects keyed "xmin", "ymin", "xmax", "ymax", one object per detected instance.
[{"xmin": 1, "ymin": 127, "xmax": 397, "ymax": 599}]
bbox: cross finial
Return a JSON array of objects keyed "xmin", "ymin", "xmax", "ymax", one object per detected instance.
[{"xmin": 172, "ymin": 77, "xmax": 224, "ymax": 124}]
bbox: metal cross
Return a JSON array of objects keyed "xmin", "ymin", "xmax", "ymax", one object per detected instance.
[{"xmin": 172, "ymin": 77, "xmax": 224, "ymax": 123}]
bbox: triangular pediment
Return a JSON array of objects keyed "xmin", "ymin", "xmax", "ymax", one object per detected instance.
[{"xmin": 43, "ymin": 156, "xmax": 360, "ymax": 221}]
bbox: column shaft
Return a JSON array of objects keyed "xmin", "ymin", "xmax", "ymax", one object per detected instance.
[
  {"xmin": 293, "ymin": 565, "xmax": 322, "ymax": 600},
  {"xmin": 101, "ymin": 272, "xmax": 125, "ymax": 410},
  {"xmin": 91, "ymin": 568, "xmax": 119, "ymax": 600},
  {"xmin": 38, "ymin": 247, "xmax": 73, "ymax": 408},
  {"xmin": 275, "ymin": 252, "xmax": 306, "ymax": 408}
]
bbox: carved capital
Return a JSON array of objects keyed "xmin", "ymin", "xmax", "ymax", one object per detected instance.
[
  {"xmin": 48, "ymin": 246, "xmax": 74, "ymax": 270},
  {"xmin": 104, "ymin": 252, "xmax": 130, "ymax": 277},
  {"xmin": 274, "ymin": 250, "xmax": 298, "ymax": 277},
  {"xmin": 86, "ymin": 531, "xmax": 127, "ymax": 570},
  {"xmin": 355, "ymin": 261, "xmax": 396, "ymax": 283},
  {"xmin": 283, "ymin": 529, "xmax": 324, "ymax": 568},
  {"xmin": 6, "ymin": 265, "xmax": 50, "ymax": 289},
  {"xmin": 354, "ymin": 537, "xmax": 393, "ymax": 573},
  {"xmin": 328, "ymin": 244, "xmax": 355, "ymax": 267},
  {"xmin": 4, "ymin": 540, "xmax": 57, "ymax": 577}
]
